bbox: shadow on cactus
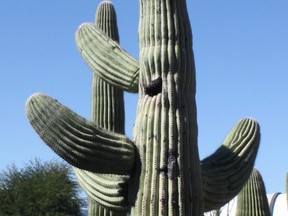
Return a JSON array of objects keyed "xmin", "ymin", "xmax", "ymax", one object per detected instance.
[
  {"xmin": 236, "ymin": 168, "xmax": 270, "ymax": 216},
  {"xmin": 25, "ymin": 0, "xmax": 260, "ymax": 215}
]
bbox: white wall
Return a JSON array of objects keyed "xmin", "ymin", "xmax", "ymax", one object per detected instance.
[{"xmin": 204, "ymin": 193, "xmax": 288, "ymax": 216}]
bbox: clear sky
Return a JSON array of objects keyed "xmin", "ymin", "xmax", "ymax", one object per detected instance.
[{"xmin": 1, "ymin": 0, "xmax": 288, "ymax": 196}]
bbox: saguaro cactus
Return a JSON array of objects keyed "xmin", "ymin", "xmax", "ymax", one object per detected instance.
[
  {"xmin": 25, "ymin": 0, "xmax": 260, "ymax": 215},
  {"xmin": 236, "ymin": 168, "xmax": 270, "ymax": 216},
  {"xmin": 73, "ymin": 1, "xmax": 129, "ymax": 215}
]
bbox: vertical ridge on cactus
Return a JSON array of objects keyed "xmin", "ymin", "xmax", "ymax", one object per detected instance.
[
  {"xmin": 236, "ymin": 168, "xmax": 270, "ymax": 216},
  {"xmin": 91, "ymin": 76, "xmax": 125, "ymax": 133}
]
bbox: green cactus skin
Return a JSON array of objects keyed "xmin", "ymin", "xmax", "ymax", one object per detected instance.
[
  {"xmin": 25, "ymin": 0, "xmax": 261, "ymax": 215},
  {"xmin": 76, "ymin": 22, "xmax": 139, "ymax": 93},
  {"xmin": 236, "ymin": 168, "xmax": 270, "ymax": 216},
  {"xmin": 25, "ymin": 93, "xmax": 135, "ymax": 175},
  {"xmin": 91, "ymin": 75, "xmax": 125, "ymax": 133},
  {"xmin": 73, "ymin": 1, "xmax": 129, "ymax": 215},
  {"xmin": 201, "ymin": 118, "xmax": 260, "ymax": 211},
  {"xmin": 86, "ymin": 197, "xmax": 123, "ymax": 216},
  {"xmin": 93, "ymin": 1, "xmax": 119, "ymax": 44},
  {"xmin": 74, "ymin": 169, "xmax": 130, "ymax": 213}
]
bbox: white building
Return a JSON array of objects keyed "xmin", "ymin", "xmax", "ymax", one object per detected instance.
[{"xmin": 205, "ymin": 193, "xmax": 288, "ymax": 216}]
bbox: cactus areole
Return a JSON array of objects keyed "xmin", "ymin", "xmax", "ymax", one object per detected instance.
[
  {"xmin": 25, "ymin": 0, "xmax": 261, "ymax": 215},
  {"xmin": 131, "ymin": 0, "xmax": 202, "ymax": 215}
]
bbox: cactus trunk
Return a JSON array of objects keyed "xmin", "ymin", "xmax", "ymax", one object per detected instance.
[{"xmin": 130, "ymin": 0, "xmax": 203, "ymax": 215}]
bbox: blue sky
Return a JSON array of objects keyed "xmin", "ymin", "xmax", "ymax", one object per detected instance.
[{"xmin": 1, "ymin": 0, "xmax": 288, "ymax": 196}]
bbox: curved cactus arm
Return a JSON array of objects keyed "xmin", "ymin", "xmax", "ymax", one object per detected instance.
[
  {"xmin": 76, "ymin": 23, "xmax": 139, "ymax": 93},
  {"xmin": 201, "ymin": 118, "xmax": 260, "ymax": 211},
  {"xmin": 73, "ymin": 168, "xmax": 130, "ymax": 212},
  {"xmin": 25, "ymin": 93, "xmax": 135, "ymax": 175}
]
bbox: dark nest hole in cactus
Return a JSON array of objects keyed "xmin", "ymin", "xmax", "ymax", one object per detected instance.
[{"xmin": 145, "ymin": 77, "xmax": 162, "ymax": 96}]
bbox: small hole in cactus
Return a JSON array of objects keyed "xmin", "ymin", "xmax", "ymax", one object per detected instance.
[{"xmin": 145, "ymin": 77, "xmax": 162, "ymax": 96}]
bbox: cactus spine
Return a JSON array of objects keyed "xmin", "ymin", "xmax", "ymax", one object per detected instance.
[
  {"xmin": 236, "ymin": 168, "xmax": 270, "ymax": 216},
  {"xmin": 73, "ymin": 1, "xmax": 128, "ymax": 215},
  {"xmin": 25, "ymin": 0, "xmax": 261, "ymax": 215}
]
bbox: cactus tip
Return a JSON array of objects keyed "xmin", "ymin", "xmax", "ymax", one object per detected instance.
[
  {"xmin": 76, "ymin": 22, "xmax": 92, "ymax": 32},
  {"xmin": 99, "ymin": 0, "xmax": 112, "ymax": 5},
  {"xmin": 26, "ymin": 93, "xmax": 45, "ymax": 108}
]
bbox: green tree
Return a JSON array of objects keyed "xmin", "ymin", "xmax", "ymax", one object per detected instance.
[{"xmin": 0, "ymin": 158, "xmax": 86, "ymax": 216}]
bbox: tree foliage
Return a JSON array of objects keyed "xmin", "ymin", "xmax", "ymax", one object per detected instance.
[{"xmin": 0, "ymin": 158, "xmax": 86, "ymax": 216}]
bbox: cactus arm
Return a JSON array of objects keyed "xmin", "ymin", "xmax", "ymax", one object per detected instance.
[
  {"xmin": 236, "ymin": 168, "xmax": 270, "ymax": 216},
  {"xmin": 201, "ymin": 118, "xmax": 260, "ymax": 211},
  {"xmin": 76, "ymin": 23, "xmax": 139, "ymax": 93},
  {"xmin": 25, "ymin": 93, "xmax": 135, "ymax": 175},
  {"xmin": 73, "ymin": 168, "xmax": 130, "ymax": 212}
]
